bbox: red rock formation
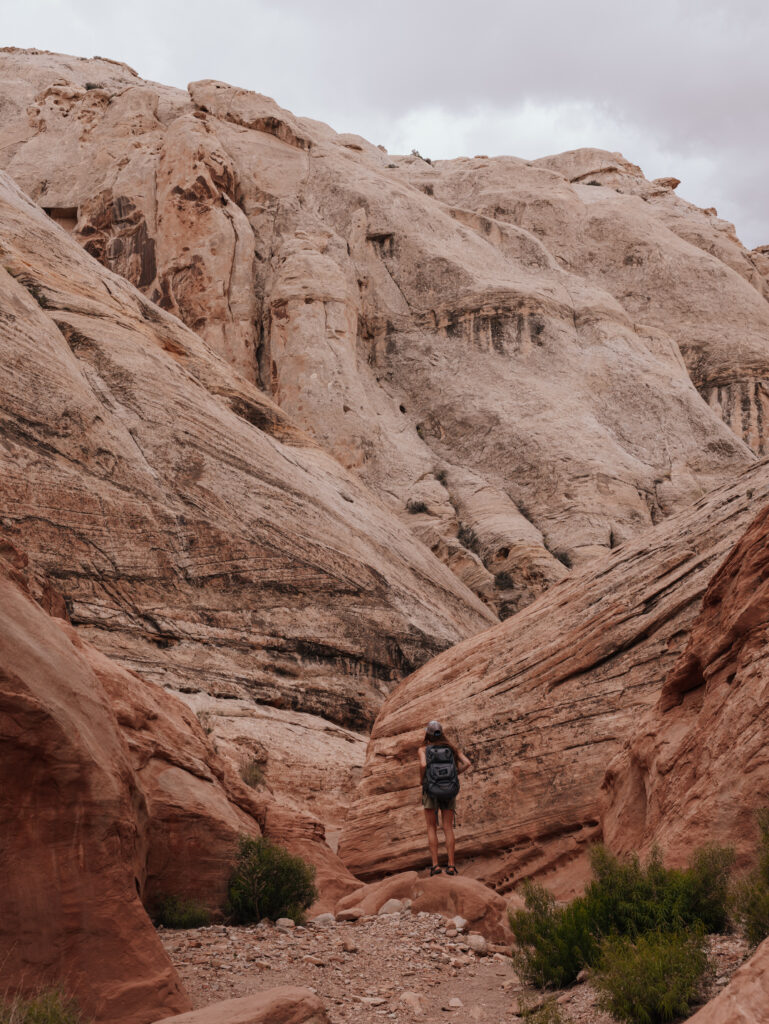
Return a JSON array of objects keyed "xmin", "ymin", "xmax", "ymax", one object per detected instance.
[
  {"xmin": 0, "ymin": 166, "xmax": 493, "ymax": 829},
  {"xmin": 0, "ymin": 49, "xmax": 762, "ymax": 621},
  {"xmin": 0, "ymin": 555, "xmax": 191, "ymax": 1023},
  {"xmin": 151, "ymin": 988, "xmax": 329, "ymax": 1024},
  {"xmin": 338, "ymin": 460, "xmax": 769, "ymax": 897},
  {"xmin": 686, "ymin": 938, "xmax": 769, "ymax": 1024},
  {"xmin": 601, "ymin": 502, "xmax": 769, "ymax": 867}
]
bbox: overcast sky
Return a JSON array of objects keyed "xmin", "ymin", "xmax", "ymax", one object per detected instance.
[{"xmin": 5, "ymin": 0, "xmax": 769, "ymax": 246}]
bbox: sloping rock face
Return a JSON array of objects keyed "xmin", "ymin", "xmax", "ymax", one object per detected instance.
[
  {"xmin": 687, "ymin": 938, "xmax": 769, "ymax": 1024},
  {"xmin": 337, "ymin": 460, "xmax": 769, "ymax": 897},
  {"xmin": 0, "ymin": 49, "xmax": 761, "ymax": 620},
  {"xmin": 152, "ymin": 988, "xmax": 329, "ymax": 1024},
  {"xmin": 601, "ymin": 503, "xmax": 769, "ymax": 867},
  {"xmin": 0, "ymin": 551, "xmax": 191, "ymax": 1023},
  {"xmin": 0, "ymin": 167, "xmax": 494, "ymax": 823}
]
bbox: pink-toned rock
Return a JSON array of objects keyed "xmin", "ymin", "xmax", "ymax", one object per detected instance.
[
  {"xmin": 601, "ymin": 502, "xmax": 769, "ymax": 867},
  {"xmin": 334, "ymin": 870, "xmax": 516, "ymax": 943},
  {"xmin": 0, "ymin": 556, "xmax": 191, "ymax": 1024},
  {"xmin": 685, "ymin": 939, "xmax": 769, "ymax": 1024},
  {"xmin": 151, "ymin": 987, "xmax": 328, "ymax": 1024},
  {"xmin": 338, "ymin": 461, "xmax": 769, "ymax": 897}
]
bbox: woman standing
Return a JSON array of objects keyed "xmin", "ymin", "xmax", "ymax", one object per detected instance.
[{"xmin": 419, "ymin": 720, "xmax": 471, "ymax": 875}]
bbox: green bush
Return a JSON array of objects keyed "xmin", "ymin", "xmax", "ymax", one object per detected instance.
[
  {"xmin": 510, "ymin": 843, "xmax": 734, "ymax": 989},
  {"xmin": 239, "ymin": 757, "xmax": 265, "ymax": 789},
  {"xmin": 594, "ymin": 929, "xmax": 708, "ymax": 1024},
  {"xmin": 152, "ymin": 894, "xmax": 211, "ymax": 929},
  {"xmin": 733, "ymin": 808, "xmax": 769, "ymax": 946},
  {"xmin": 227, "ymin": 835, "xmax": 317, "ymax": 925},
  {"xmin": 0, "ymin": 990, "xmax": 91, "ymax": 1024}
]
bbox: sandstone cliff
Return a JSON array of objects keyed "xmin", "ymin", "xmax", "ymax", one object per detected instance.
[
  {"xmin": 0, "ymin": 167, "xmax": 495, "ymax": 824},
  {"xmin": 338, "ymin": 461, "xmax": 769, "ymax": 896},
  {"xmin": 0, "ymin": 49, "xmax": 763, "ymax": 622},
  {"xmin": 601, "ymin": 502, "xmax": 769, "ymax": 867}
]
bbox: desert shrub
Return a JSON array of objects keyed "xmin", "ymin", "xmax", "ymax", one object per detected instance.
[
  {"xmin": 435, "ymin": 469, "xmax": 448, "ymax": 484},
  {"xmin": 594, "ymin": 929, "xmax": 708, "ymax": 1024},
  {"xmin": 510, "ymin": 844, "xmax": 734, "ymax": 989},
  {"xmin": 524, "ymin": 998, "xmax": 566, "ymax": 1023},
  {"xmin": 406, "ymin": 499, "xmax": 428, "ymax": 514},
  {"xmin": 733, "ymin": 807, "xmax": 769, "ymax": 946},
  {"xmin": 510, "ymin": 882, "xmax": 597, "ymax": 988},
  {"xmin": 227, "ymin": 835, "xmax": 317, "ymax": 925},
  {"xmin": 239, "ymin": 757, "xmax": 265, "ymax": 789},
  {"xmin": 152, "ymin": 894, "xmax": 211, "ymax": 929},
  {"xmin": 0, "ymin": 989, "xmax": 91, "ymax": 1024}
]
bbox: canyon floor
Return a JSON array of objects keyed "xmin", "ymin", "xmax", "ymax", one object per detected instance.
[{"xmin": 159, "ymin": 904, "xmax": 750, "ymax": 1023}]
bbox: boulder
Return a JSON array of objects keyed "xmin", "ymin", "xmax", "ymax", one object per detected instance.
[
  {"xmin": 338, "ymin": 461, "xmax": 769, "ymax": 896},
  {"xmin": 602, "ymin": 502, "xmax": 769, "ymax": 867},
  {"xmin": 334, "ymin": 871, "xmax": 515, "ymax": 943},
  {"xmin": 151, "ymin": 988, "xmax": 328, "ymax": 1024}
]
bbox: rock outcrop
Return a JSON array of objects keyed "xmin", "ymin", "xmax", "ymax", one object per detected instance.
[
  {"xmin": 686, "ymin": 938, "xmax": 769, "ymax": 1024},
  {"xmin": 151, "ymin": 988, "xmax": 329, "ymax": 1024},
  {"xmin": 601, "ymin": 502, "xmax": 769, "ymax": 867},
  {"xmin": 338, "ymin": 460, "xmax": 769, "ymax": 897},
  {"xmin": 0, "ymin": 49, "xmax": 763, "ymax": 621},
  {"xmin": 0, "ymin": 166, "xmax": 493, "ymax": 826}
]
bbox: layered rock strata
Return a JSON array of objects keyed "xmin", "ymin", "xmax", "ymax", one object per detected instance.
[
  {"xmin": 338, "ymin": 460, "xmax": 769, "ymax": 897},
  {"xmin": 0, "ymin": 168, "xmax": 493, "ymax": 821},
  {"xmin": 0, "ymin": 49, "xmax": 763, "ymax": 617},
  {"xmin": 601, "ymin": 502, "xmax": 769, "ymax": 867}
]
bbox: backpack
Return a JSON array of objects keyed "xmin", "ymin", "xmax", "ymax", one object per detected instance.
[{"xmin": 423, "ymin": 745, "xmax": 460, "ymax": 805}]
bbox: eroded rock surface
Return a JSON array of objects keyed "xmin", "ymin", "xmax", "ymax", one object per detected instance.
[
  {"xmin": 1, "ymin": 49, "xmax": 763, "ymax": 619},
  {"xmin": 686, "ymin": 938, "xmax": 769, "ymax": 1024},
  {"xmin": 601, "ymin": 502, "xmax": 769, "ymax": 867},
  {"xmin": 338, "ymin": 460, "xmax": 769, "ymax": 897},
  {"xmin": 0, "ymin": 166, "xmax": 493, "ymax": 823}
]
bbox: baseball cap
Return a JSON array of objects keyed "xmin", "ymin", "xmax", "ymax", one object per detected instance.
[{"xmin": 427, "ymin": 720, "xmax": 443, "ymax": 738}]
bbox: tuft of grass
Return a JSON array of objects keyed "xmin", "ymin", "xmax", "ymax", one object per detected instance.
[
  {"xmin": 733, "ymin": 807, "xmax": 769, "ymax": 946},
  {"xmin": 152, "ymin": 894, "xmax": 211, "ymax": 929},
  {"xmin": 0, "ymin": 990, "xmax": 91, "ymax": 1024},
  {"xmin": 593, "ymin": 929, "xmax": 708, "ymax": 1024},
  {"xmin": 239, "ymin": 757, "xmax": 265, "ymax": 789},
  {"xmin": 226, "ymin": 835, "xmax": 317, "ymax": 925},
  {"xmin": 406, "ymin": 499, "xmax": 428, "ymax": 515}
]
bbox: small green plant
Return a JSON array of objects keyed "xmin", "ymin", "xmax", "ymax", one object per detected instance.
[
  {"xmin": 84, "ymin": 82, "xmax": 102, "ymax": 91},
  {"xmin": 526, "ymin": 999, "xmax": 566, "ymax": 1024},
  {"xmin": 510, "ymin": 882, "xmax": 596, "ymax": 988},
  {"xmin": 733, "ymin": 807, "xmax": 769, "ymax": 946},
  {"xmin": 594, "ymin": 929, "xmax": 708, "ymax": 1024},
  {"xmin": 152, "ymin": 894, "xmax": 211, "ymax": 929},
  {"xmin": 227, "ymin": 835, "xmax": 317, "ymax": 925},
  {"xmin": 0, "ymin": 989, "xmax": 91, "ymax": 1024},
  {"xmin": 239, "ymin": 757, "xmax": 265, "ymax": 789},
  {"xmin": 406, "ymin": 499, "xmax": 428, "ymax": 514},
  {"xmin": 435, "ymin": 469, "xmax": 448, "ymax": 485}
]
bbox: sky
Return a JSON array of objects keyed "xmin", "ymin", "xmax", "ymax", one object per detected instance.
[{"xmin": 5, "ymin": 0, "xmax": 769, "ymax": 247}]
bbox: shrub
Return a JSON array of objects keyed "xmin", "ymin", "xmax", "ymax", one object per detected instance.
[
  {"xmin": 510, "ymin": 843, "xmax": 734, "ymax": 989},
  {"xmin": 239, "ymin": 757, "xmax": 265, "ymax": 789},
  {"xmin": 733, "ymin": 807, "xmax": 769, "ymax": 946},
  {"xmin": 406, "ymin": 499, "xmax": 428, "ymax": 514},
  {"xmin": 594, "ymin": 929, "xmax": 708, "ymax": 1024},
  {"xmin": 510, "ymin": 882, "xmax": 597, "ymax": 988},
  {"xmin": 0, "ymin": 990, "xmax": 91, "ymax": 1024},
  {"xmin": 152, "ymin": 894, "xmax": 211, "ymax": 929},
  {"xmin": 227, "ymin": 835, "xmax": 317, "ymax": 925}
]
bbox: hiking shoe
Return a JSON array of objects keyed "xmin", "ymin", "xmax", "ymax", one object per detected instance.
[
  {"xmin": 445, "ymin": 865, "xmax": 458, "ymax": 876},
  {"xmin": 430, "ymin": 865, "xmax": 442, "ymax": 875}
]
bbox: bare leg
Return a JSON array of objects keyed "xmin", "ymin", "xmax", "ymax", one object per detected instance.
[
  {"xmin": 424, "ymin": 809, "xmax": 440, "ymax": 867},
  {"xmin": 441, "ymin": 807, "xmax": 456, "ymax": 868}
]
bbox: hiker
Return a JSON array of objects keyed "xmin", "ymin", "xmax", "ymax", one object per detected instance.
[{"xmin": 419, "ymin": 720, "xmax": 471, "ymax": 876}]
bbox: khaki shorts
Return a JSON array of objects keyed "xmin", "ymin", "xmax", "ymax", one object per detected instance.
[{"xmin": 422, "ymin": 792, "xmax": 456, "ymax": 812}]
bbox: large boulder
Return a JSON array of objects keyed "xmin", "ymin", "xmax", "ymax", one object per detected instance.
[
  {"xmin": 0, "ymin": 49, "xmax": 761, "ymax": 623},
  {"xmin": 151, "ymin": 988, "xmax": 329, "ymax": 1024},
  {"xmin": 601, "ymin": 502, "xmax": 769, "ymax": 867},
  {"xmin": 338, "ymin": 460, "xmax": 769, "ymax": 897}
]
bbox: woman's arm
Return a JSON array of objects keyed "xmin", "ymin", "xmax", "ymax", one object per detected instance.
[
  {"xmin": 456, "ymin": 750, "xmax": 471, "ymax": 774},
  {"xmin": 418, "ymin": 745, "xmax": 427, "ymax": 783}
]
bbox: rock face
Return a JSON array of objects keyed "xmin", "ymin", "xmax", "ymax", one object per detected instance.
[
  {"xmin": 0, "ymin": 550, "xmax": 191, "ymax": 1023},
  {"xmin": 0, "ymin": 166, "xmax": 493, "ymax": 825},
  {"xmin": 686, "ymin": 938, "xmax": 769, "ymax": 1024},
  {"xmin": 338, "ymin": 460, "xmax": 769, "ymax": 896},
  {"xmin": 0, "ymin": 49, "xmax": 763, "ymax": 622},
  {"xmin": 601, "ymin": 502, "xmax": 769, "ymax": 867}
]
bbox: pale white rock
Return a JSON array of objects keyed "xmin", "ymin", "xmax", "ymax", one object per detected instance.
[{"xmin": 378, "ymin": 898, "xmax": 405, "ymax": 915}]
